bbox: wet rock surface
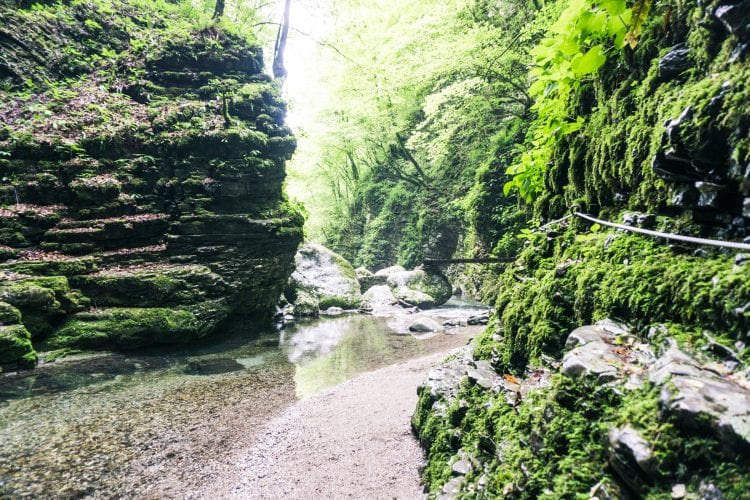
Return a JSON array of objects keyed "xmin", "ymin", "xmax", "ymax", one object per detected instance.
[
  {"xmin": 387, "ymin": 268, "xmax": 452, "ymax": 308},
  {"xmin": 409, "ymin": 316, "xmax": 445, "ymax": 333},
  {"xmin": 658, "ymin": 44, "xmax": 691, "ymax": 81},
  {"xmin": 287, "ymin": 242, "xmax": 363, "ymax": 310}
]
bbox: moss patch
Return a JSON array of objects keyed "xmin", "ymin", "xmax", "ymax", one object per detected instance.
[
  {"xmin": 0, "ymin": 324, "xmax": 36, "ymax": 369},
  {"xmin": 45, "ymin": 300, "xmax": 231, "ymax": 350}
]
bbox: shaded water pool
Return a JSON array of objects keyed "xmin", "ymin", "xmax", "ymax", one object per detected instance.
[{"xmin": 0, "ymin": 297, "xmax": 488, "ymax": 497}]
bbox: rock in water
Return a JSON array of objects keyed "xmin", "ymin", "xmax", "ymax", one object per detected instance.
[
  {"xmin": 362, "ymin": 285, "xmax": 398, "ymax": 313},
  {"xmin": 288, "ymin": 243, "xmax": 362, "ymax": 309},
  {"xmin": 387, "ymin": 269, "xmax": 452, "ymax": 308},
  {"xmin": 467, "ymin": 312, "xmax": 490, "ymax": 325},
  {"xmin": 184, "ymin": 358, "xmax": 244, "ymax": 375},
  {"xmin": 408, "ymin": 316, "xmax": 445, "ymax": 333},
  {"xmin": 355, "ymin": 266, "xmax": 386, "ymax": 292},
  {"xmin": 293, "ymin": 290, "xmax": 320, "ymax": 318}
]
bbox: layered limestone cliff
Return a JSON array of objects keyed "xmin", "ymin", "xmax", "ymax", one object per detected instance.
[{"xmin": 0, "ymin": 0, "xmax": 303, "ymax": 370}]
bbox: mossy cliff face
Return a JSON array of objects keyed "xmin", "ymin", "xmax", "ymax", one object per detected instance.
[
  {"xmin": 538, "ymin": 0, "xmax": 750, "ymax": 238},
  {"xmin": 414, "ymin": 227, "xmax": 750, "ymax": 498},
  {"xmin": 0, "ymin": 0, "xmax": 303, "ymax": 370},
  {"xmin": 414, "ymin": 0, "xmax": 750, "ymax": 497}
]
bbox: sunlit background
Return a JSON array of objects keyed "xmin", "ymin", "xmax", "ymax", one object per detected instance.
[{"xmin": 260, "ymin": 0, "xmax": 339, "ymax": 239}]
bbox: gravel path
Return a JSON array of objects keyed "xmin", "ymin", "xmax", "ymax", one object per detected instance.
[{"xmin": 201, "ymin": 349, "xmax": 461, "ymax": 500}]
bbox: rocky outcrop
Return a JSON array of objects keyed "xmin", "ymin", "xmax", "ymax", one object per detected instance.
[
  {"xmin": 415, "ymin": 316, "xmax": 750, "ymax": 498},
  {"xmin": 0, "ymin": 2, "xmax": 303, "ymax": 370},
  {"xmin": 387, "ymin": 268, "xmax": 452, "ymax": 308},
  {"xmin": 287, "ymin": 243, "xmax": 362, "ymax": 310},
  {"xmin": 361, "ymin": 285, "xmax": 397, "ymax": 314},
  {"xmin": 355, "ymin": 266, "xmax": 385, "ymax": 292},
  {"xmin": 651, "ymin": 342, "xmax": 750, "ymax": 453},
  {"xmin": 293, "ymin": 290, "xmax": 320, "ymax": 318}
]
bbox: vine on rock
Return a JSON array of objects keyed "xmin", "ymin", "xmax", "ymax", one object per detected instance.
[{"xmin": 504, "ymin": 0, "xmax": 650, "ymax": 203}]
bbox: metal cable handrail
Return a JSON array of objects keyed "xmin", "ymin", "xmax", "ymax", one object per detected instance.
[{"xmin": 573, "ymin": 211, "xmax": 750, "ymax": 252}]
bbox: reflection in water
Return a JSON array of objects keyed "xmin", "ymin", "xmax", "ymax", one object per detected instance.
[
  {"xmin": 280, "ymin": 317, "xmax": 354, "ymax": 364},
  {"xmin": 0, "ymin": 297, "xmax": 486, "ymax": 496},
  {"xmin": 282, "ymin": 315, "xmax": 422, "ymax": 398},
  {"xmin": 279, "ymin": 297, "xmax": 487, "ymax": 398}
]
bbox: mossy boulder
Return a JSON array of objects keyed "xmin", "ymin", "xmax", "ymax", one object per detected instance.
[
  {"xmin": 387, "ymin": 269, "xmax": 452, "ymax": 308},
  {"xmin": 293, "ymin": 290, "xmax": 320, "ymax": 318},
  {"xmin": 288, "ymin": 242, "xmax": 362, "ymax": 309},
  {"xmin": 0, "ymin": 275, "xmax": 90, "ymax": 337},
  {"xmin": 0, "ymin": 324, "xmax": 37, "ymax": 370},
  {"xmin": 355, "ymin": 266, "xmax": 386, "ymax": 292},
  {"xmin": 0, "ymin": 301, "xmax": 22, "ymax": 324},
  {"xmin": 45, "ymin": 300, "xmax": 231, "ymax": 350}
]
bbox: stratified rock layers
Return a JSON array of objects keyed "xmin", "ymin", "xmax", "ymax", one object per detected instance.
[{"xmin": 0, "ymin": 6, "xmax": 303, "ymax": 369}]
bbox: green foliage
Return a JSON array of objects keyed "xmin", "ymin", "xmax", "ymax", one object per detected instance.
[
  {"xmin": 297, "ymin": 0, "xmax": 547, "ymax": 267},
  {"xmin": 504, "ymin": 0, "xmax": 648, "ymax": 203}
]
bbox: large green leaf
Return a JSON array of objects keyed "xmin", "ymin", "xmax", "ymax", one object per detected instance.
[
  {"xmin": 599, "ymin": 0, "xmax": 626, "ymax": 16},
  {"xmin": 571, "ymin": 45, "xmax": 607, "ymax": 76}
]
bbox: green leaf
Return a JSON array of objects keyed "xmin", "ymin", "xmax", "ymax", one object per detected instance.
[
  {"xmin": 559, "ymin": 36, "xmax": 581, "ymax": 57},
  {"xmin": 625, "ymin": 0, "xmax": 653, "ymax": 49},
  {"xmin": 571, "ymin": 45, "xmax": 607, "ymax": 76},
  {"xmin": 599, "ymin": 0, "xmax": 626, "ymax": 16},
  {"xmin": 578, "ymin": 10, "xmax": 608, "ymax": 36},
  {"xmin": 590, "ymin": 223, "xmax": 601, "ymax": 233}
]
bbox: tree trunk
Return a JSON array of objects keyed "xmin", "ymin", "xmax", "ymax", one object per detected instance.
[
  {"xmin": 212, "ymin": 0, "xmax": 225, "ymax": 19},
  {"xmin": 273, "ymin": 0, "xmax": 291, "ymax": 80}
]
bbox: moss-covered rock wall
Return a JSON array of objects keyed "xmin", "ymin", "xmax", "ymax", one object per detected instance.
[
  {"xmin": 0, "ymin": 0, "xmax": 303, "ymax": 370},
  {"xmin": 413, "ymin": 0, "xmax": 750, "ymax": 497}
]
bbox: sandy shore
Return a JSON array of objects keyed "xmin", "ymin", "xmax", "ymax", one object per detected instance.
[{"xmin": 196, "ymin": 348, "xmax": 463, "ymax": 500}]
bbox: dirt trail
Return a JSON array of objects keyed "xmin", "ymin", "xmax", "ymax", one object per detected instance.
[{"xmin": 199, "ymin": 349, "xmax": 462, "ymax": 500}]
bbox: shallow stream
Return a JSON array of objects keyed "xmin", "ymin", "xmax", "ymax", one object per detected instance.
[{"xmin": 0, "ymin": 297, "xmax": 488, "ymax": 497}]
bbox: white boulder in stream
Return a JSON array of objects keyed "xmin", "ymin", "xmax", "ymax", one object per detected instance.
[
  {"xmin": 387, "ymin": 269, "xmax": 452, "ymax": 308},
  {"xmin": 288, "ymin": 243, "xmax": 362, "ymax": 309},
  {"xmin": 362, "ymin": 285, "xmax": 398, "ymax": 314},
  {"xmin": 355, "ymin": 266, "xmax": 386, "ymax": 292},
  {"xmin": 374, "ymin": 265, "xmax": 406, "ymax": 278}
]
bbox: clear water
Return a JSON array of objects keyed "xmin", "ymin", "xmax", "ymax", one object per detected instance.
[{"xmin": 0, "ymin": 297, "xmax": 488, "ymax": 497}]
